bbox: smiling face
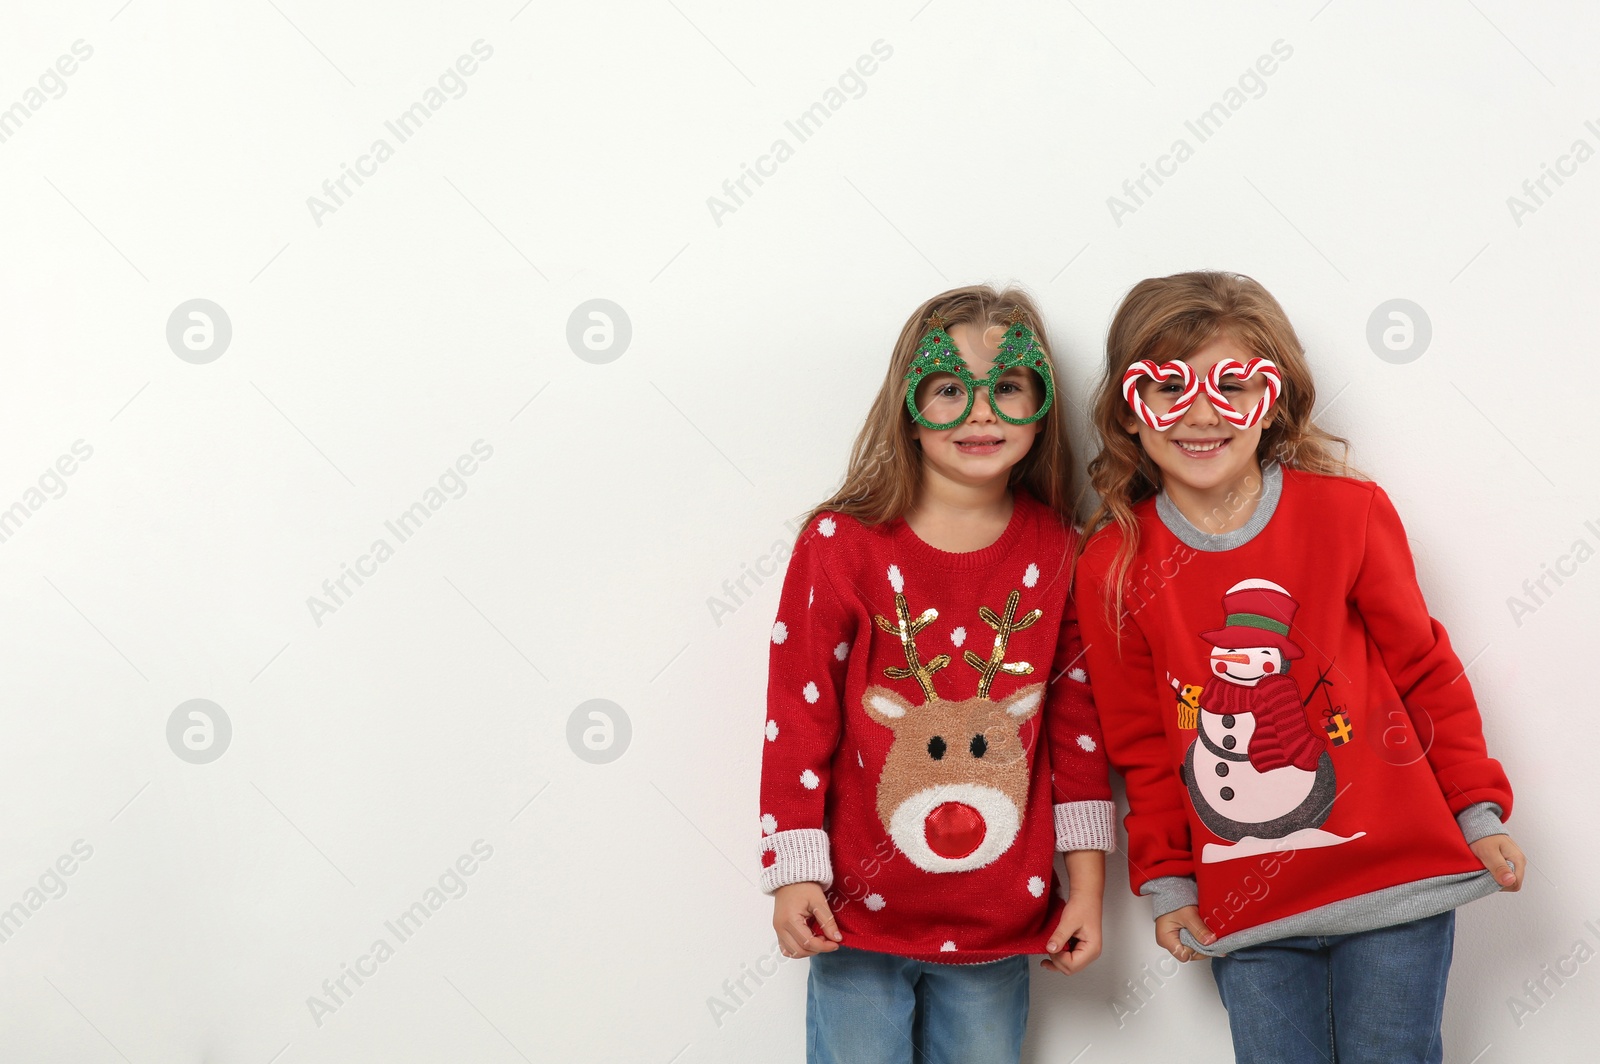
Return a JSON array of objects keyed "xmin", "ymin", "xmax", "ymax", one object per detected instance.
[
  {"xmin": 1123, "ymin": 332, "xmax": 1275, "ymax": 497},
  {"xmin": 1208, "ymin": 645, "xmax": 1284, "ymax": 686},
  {"xmin": 912, "ymin": 321, "xmax": 1043, "ymax": 481}
]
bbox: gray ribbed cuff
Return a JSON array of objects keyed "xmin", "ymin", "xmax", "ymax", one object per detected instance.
[
  {"xmin": 1140, "ymin": 875, "xmax": 1199, "ymax": 919},
  {"xmin": 1456, "ymin": 801, "xmax": 1506, "ymax": 844},
  {"xmin": 1054, "ymin": 800, "xmax": 1116, "ymax": 852},
  {"xmin": 759, "ymin": 828, "xmax": 832, "ymax": 894}
]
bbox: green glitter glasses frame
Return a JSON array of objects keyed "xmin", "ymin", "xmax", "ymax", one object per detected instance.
[{"xmin": 903, "ymin": 308, "xmax": 1057, "ymax": 430}]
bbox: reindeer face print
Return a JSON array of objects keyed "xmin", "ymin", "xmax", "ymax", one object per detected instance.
[
  {"xmin": 862, "ymin": 567, "xmax": 1044, "ymax": 874},
  {"xmin": 864, "ymin": 683, "xmax": 1043, "ymax": 872}
]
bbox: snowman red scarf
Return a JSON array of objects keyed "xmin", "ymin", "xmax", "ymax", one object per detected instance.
[{"xmin": 1203, "ymin": 675, "xmax": 1323, "ymax": 773}]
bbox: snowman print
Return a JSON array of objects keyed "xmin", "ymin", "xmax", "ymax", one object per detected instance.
[{"xmin": 1180, "ymin": 578, "xmax": 1366, "ymax": 863}]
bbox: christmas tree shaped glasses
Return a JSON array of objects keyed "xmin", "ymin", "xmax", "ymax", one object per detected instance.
[{"xmin": 904, "ymin": 309, "xmax": 1057, "ymax": 430}]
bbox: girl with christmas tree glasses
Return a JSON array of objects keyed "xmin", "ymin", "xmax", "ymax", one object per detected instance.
[
  {"xmin": 758, "ymin": 286, "xmax": 1115, "ymax": 1064},
  {"xmin": 904, "ymin": 307, "xmax": 1056, "ymax": 430},
  {"xmin": 1073, "ymin": 270, "xmax": 1525, "ymax": 1064}
]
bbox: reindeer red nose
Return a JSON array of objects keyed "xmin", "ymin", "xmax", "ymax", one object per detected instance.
[{"xmin": 925, "ymin": 802, "xmax": 986, "ymax": 859}]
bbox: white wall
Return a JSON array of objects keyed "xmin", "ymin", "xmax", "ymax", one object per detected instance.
[{"xmin": 0, "ymin": 0, "xmax": 1592, "ymax": 1060}]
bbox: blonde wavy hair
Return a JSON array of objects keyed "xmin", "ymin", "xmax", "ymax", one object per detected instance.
[
  {"xmin": 1077, "ymin": 271, "xmax": 1361, "ymax": 634},
  {"xmin": 801, "ymin": 284, "xmax": 1078, "ymax": 535}
]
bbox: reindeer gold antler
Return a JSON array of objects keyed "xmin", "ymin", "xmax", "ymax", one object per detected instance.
[
  {"xmin": 964, "ymin": 589, "xmax": 1041, "ymax": 697},
  {"xmin": 874, "ymin": 590, "xmax": 950, "ymax": 701}
]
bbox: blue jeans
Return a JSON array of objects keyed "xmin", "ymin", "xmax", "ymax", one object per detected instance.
[
  {"xmin": 1209, "ymin": 908, "xmax": 1456, "ymax": 1064},
  {"xmin": 806, "ymin": 946, "xmax": 1030, "ymax": 1064}
]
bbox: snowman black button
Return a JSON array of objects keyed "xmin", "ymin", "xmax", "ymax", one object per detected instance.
[
  {"xmin": 1221, "ymin": 714, "xmax": 1236, "ymax": 728},
  {"xmin": 1223, "ymin": 735, "xmax": 1237, "ymax": 750},
  {"xmin": 1220, "ymin": 786, "xmax": 1235, "ymax": 801},
  {"xmin": 1215, "ymin": 763, "xmax": 1229, "ymax": 777}
]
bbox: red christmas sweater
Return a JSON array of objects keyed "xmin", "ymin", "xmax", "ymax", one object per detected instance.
[
  {"xmin": 1074, "ymin": 463, "xmax": 1515, "ymax": 955},
  {"xmin": 758, "ymin": 488, "xmax": 1115, "ymax": 964}
]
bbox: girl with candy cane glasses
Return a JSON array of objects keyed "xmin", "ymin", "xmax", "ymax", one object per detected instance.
[{"xmin": 1073, "ymin": 270, "xmax": 1524, "ymax": 1064}]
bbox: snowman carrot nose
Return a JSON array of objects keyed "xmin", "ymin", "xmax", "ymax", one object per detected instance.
[{"xmin": 1211, "ymin": 653, "xmax": 1252, "ymax": 664}]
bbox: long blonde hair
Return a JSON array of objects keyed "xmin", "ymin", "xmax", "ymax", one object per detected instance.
[
  {"xmin": 1077, "ymin": 271, "xmax": 1360, "ymax": 635},
  {"xmin": 802, "ymin": 284, "xmax": 1078, "ymax": 534}
]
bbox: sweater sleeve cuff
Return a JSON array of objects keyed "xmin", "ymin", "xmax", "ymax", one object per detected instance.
[
  {"xmin": 1456, "ymin": 801, "xmax": 1506, "ymax": 844},
  {"xmin": 1054, "ymin": 800, "xmax": 1116, "ymax": 852},
  {"xmin": 1139, "ymin": 875, "xmax": 1199, "ymax": 919},
  {"xmin": 759, "ymin": 828, "xmax": 833, "ymax": 894}
]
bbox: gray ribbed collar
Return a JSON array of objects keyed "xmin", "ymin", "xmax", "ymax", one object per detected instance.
[{"xmin": 1155, "ymin": 459, "xmax": 1282, "ymax": 552}]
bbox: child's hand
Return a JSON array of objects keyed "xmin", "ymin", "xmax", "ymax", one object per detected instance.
[
  {"xmin": 1156, "ymin": 904, "xmax": 1219, "ymax": 962},
  {"xmin": 773, "ymin": 882, "xmax": 843, "ymax": 957},
  {"xmin": 1040, "ymin": 894, "xmax": 1103, "ymax": 975},
  {"xmin": 1470, "ymin": 833, "xmax": 1526, "ymax": 892}
]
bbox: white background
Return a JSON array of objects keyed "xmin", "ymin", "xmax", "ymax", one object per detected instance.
[{"xmin": 0, "ymin": 0, "xmax": 1594, "ymax": 1061}]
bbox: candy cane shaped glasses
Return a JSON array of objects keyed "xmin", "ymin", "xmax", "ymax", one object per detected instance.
[{"xmin": 1122, "ymin": 357, "xmax": 1281, "ymax": 431}]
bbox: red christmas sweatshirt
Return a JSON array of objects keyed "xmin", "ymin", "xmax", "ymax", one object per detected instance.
[
  {"xmin": 758, "ymin": 488, "xmax": 1115, "ymax": 964},
  {"xmin": 1074, "ymin": 462, "xmax": 1515, "ymax": 956}
]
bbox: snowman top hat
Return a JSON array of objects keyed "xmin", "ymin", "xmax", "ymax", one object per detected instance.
[{"xmin": 1199, "ymin": 578, "xmax": 1305, "ymax": 659}]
